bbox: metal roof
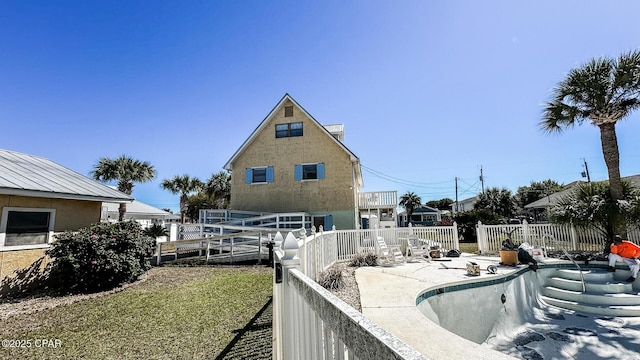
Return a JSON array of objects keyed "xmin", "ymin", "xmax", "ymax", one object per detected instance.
[
  {"xmin": 0, "ymin": 149, "xmax": 133, "ymax": 203},
  {"xmin": 103, "ymin": 200, "xmax": 175, "ymax": 218}
]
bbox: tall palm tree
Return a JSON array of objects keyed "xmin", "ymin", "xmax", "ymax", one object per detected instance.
[
  {"xmin": 92, "ymin": 155, "xmax": 156, "ymax": 221},
  {"xmin": 161, "ymin": 175, "xmax": 204, "ymax": 223},
  {"xmin": 205, "ymin": 171, "xmax": 231, "ymax": 209},
  {"xmin": 541, "ymin": 50, "xmax": 640, "ymax": 237},
  {"xmin": 399, "ymin": 192, "xmax": 422, "ymax": 227}
]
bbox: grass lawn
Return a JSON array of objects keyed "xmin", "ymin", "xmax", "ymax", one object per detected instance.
[
  {"xmin": 0, "ymin": 265, "xmax": 273, "ymax": 360},
  {"xmin": 459, "ymin": 242, "xmax": 479, "ymax": 254}
]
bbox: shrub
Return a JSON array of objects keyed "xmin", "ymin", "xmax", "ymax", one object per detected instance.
[
  {"xmin": 318, "ymin": 266, "xmax": 344, "ymax": 290},
  {"xmin": 349, "ymin": 251, "xmax": 378, "ymax": 267},
  {"xmin": 46, "ymin": 221, "xmax": 156, "ymax": 294}
]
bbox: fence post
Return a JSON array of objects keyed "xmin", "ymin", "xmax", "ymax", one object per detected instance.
[
  {"xmin": 476, "ymin": 221, "xmax": 484, "ymax": 254},
  {"xmin": 156, "ymin": 241, "xmax": 162, "ymax": 265},
  {"xmin": 281, "ymin": 231, "xmax": 301, "ymax": 359},
  {"xmin": 408, "ymin": 223, "xmax": 413, "ymax": 236},
  {"xmin": 453, "ymin": 221, "xmax": 459, "ymax": 250},
  {"xmin": 230, "ymin": 237, "xmax": 234, "ymax": 264},
  {"xmin": 258, "ymin": 232, "xmax": 263, "ymax": 265},
  {"xmin": 273, "ymin": 232, "xmax": 284, "ymax": 360},
  {"xmin": 522, "ymin": 219, "xmax": 530, "ymax": 244},
  {"xmin": 169, "ymin": 223, "xmax": 178, "ymax": 241},
  {"xmin": 311, "ymin": 226, "xmax": 317, "ymax": 280}
]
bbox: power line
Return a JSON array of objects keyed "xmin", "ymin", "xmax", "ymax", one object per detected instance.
[{"xmin": 361, "ymin": 164, "xmax": 475, "ymax": 190}]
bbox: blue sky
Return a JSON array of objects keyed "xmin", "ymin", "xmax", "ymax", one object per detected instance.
[{"xmin": 2, "ymin": 1, "xmax": 640, "ymax": 213}]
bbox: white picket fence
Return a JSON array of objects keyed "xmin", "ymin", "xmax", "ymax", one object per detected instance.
[
  {"xmin": 476, "ymin": 220, "xmax": 640, "ymax": 254},
  {"xmin": 295, "ymin": 224, "xmax": 459, "ymax": 279},
  {"xmin": 273, "ymin": 230, "xmax": 428, "ymax": 360}
]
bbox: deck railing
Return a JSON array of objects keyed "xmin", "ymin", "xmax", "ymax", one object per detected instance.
[
  {"xmin": 156, "ymin": 226, "xmax": 284, "ymax": 264},
  {"xmin": 358, "ymin": 191, "xmax": 397, "ymax": 209}
]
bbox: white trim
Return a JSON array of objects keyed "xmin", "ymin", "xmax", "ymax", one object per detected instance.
[
  {"xmin": 0, "ymin": 244, "xmax": 50, "ymax": 252},
  {"xmin": 0, "ymin": 188, "xmax": 132, "ymax": 203},
  {"xmin": 0, "ymin": 207, "xmax": 56, "ymax": 249}
]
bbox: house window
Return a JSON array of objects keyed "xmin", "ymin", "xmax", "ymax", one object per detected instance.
[
  {"xmin": 245, "ymin": 167, "xmax": 274, "ymax": 184},
  {"xmin": 294, "ymin": 163, "xmax": 325, "ymax": 181},
  {"xmin": 302, "ymin": 165, "xmax": 317, "ymax": 180},
  {"xmin": 0, "ymin": 208, "xmax": 56, "ymax": 247},
  {"xmin": 253, "ymin": 168, "xmax": 267, "ymax": 183},
  {"xmin": 275, "ymin": 122, "xmax": 303, "ymax": 138},
  {"xmin": 284, "ymin": 106, "xmax": 293, "ymax": 117}
]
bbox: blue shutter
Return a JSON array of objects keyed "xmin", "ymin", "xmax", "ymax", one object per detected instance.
[
  {"xmin": 245, "ymin": 168, "xmax": 252, "ymax": 183},
  {"xmin": 317, "ymin": 163, "xmax": 325, "ymax": 179},
  {"xmin": 266, "ymin": 167, "xmax": 274, "ymax": 182},
  {"xmin": 294, "ymin": 165, "xmax": 302, "ymax": 181}
]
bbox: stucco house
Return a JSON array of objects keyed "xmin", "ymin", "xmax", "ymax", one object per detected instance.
[
  {"xmin": 0, "ymin": 149, "xmax": 132, "ymax": 280},
  {"xmin": 223, "ymin": 94, "xmax": 364, "ymax": 230}
]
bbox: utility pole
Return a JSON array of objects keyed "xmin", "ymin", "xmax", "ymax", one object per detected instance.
[
  {"xmin": 479, "ymin": 166, "xmax": 485, "ymax": 193},
  {"xmin": 455, "ymin": 177, "xmax": 459, "ymax": 213},
  {"xmin": 581, "ymin": 159, "xmax": 591, "ymax": 182}
]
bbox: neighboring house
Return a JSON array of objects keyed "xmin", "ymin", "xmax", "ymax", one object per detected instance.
[
  {"xmin": 0, "ymin": 149, "xmax": 132, "ymax": 281},
  {"xmin": 398, "ymin": 205, "xmax": 442, "ymax": 227},
  {"xmin": 223, "ymin": 94, "xmax": 364, "ymax": 230},
  {"xmin": 524, "ymin": 175, "xmax": 640, "ymax": 222},
  {"xmin": 451, "ymin": 196, "xmax": 478, "ymax": 214},
  {"xmin": 523, "ymin": 181, "xmax": 584, "ymax": 211},
  {"xmin": 101, "ymin": 200, "xmax": 179, "ymax": 227}
]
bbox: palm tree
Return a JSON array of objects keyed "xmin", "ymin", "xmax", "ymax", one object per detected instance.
[
  {"xmin": 474, "ymin": 187, "xmax": 515, "ymax": 219},
  {"xmin": 399, "ymin": 192, "xmax": 422, "ymax": 227},
  {"xmin": 541, "ymin": 50, "xmax": 640, "ymax": 237},
  {"xmin": 161, "ymin": 175, "xmax": 204, "ymax": 223},
  {"xmin": 92, "ymin": 156, "xmax": 157, "ymax": 221},
  {"xmin": 205, "ymin": 171, "xmax": 231, "ymax": 209}
]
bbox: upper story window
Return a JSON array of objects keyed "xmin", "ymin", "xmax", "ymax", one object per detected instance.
[
  {"xmin": 0, "ymin": 207, "xmax": 56, "ymax": 248},
  {"xmin": 245, "ymin": 166, "xmax": 274, "ymax": 184},
  {"xmin": 275, "ymin": 122, "xmax": 303, "ymax": 138},
  {"xmin": 294, "ymin": 163, "xmax": 325, "ymax": 181}
]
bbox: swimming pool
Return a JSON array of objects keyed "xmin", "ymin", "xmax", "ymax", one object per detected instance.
[{"xmin": 416, "ymin": 264, "xmax": 640, "ymax": 359}]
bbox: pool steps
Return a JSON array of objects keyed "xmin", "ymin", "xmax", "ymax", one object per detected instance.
[{"xmin": 540, "ymin": 268, "xmax": 640, "ymax": 317}]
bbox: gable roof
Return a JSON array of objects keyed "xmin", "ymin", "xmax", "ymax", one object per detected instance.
[
  {"xmin": 223, "ymin": 94, "xmax": 363, "ymax": 187},
  {"xmin": 523, "ymin": 184, "xmax": 581, "ymax": 209},
  {"xmin": 414, "ymin": 205, "xmax": 440, "ymax": 213},
  {"xmin": 0, "ymin": 149, "xmax": 133, "ymax": 203},
  {"xmin": 398, "ymin": 205, "xmax": 440, "ymax": 215},
  {"xmin": 524, "ymin": 175, "xmax": 640, "ymax": 209}
]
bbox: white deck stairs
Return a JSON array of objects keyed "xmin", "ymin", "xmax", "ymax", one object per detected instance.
[{"xmin": 540, "ymin": 268, "xmax": 640, "ymax": 317}]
